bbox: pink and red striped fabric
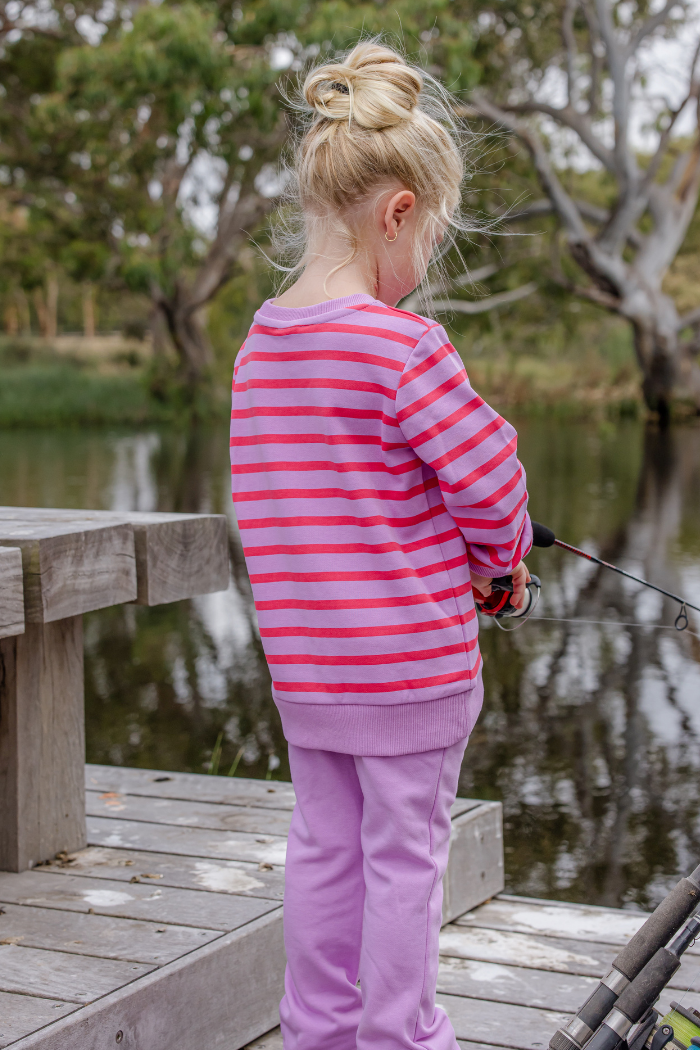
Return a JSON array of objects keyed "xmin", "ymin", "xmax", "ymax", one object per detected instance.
[{"xmin": 230, "ymin": 294, "xmax": 531, "ymax": 748}]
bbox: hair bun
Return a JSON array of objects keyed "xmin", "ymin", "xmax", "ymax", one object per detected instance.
[{"xmin": 303, "ymin": 42, "xmax": 423, "ymax": 130}]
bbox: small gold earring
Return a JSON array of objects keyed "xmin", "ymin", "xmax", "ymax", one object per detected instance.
[{"xmin": 385, "ymin": 230, "xmax": 398, "ymax": 242}]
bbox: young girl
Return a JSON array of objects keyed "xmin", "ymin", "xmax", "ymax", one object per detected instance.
[{"xmin": 230, "ymin": 41, "xmax": 532, "ymax": 1050}]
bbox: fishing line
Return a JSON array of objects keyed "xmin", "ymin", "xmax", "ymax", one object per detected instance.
[{"xmin": 527, "ymin": 615, "xmax": 700, "ymax": 640}]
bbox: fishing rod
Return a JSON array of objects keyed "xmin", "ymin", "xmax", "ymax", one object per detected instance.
[
  {"xmin": 531, "ymin": 522, "xmax": 700, "ymax": 632},
  {"xmin": 473, "ymin": 522, "xmax": 700, "ymax": 632},
  {"xmin": 549, "ymin": 861, "xmax": 700, "ymax": 1050}
]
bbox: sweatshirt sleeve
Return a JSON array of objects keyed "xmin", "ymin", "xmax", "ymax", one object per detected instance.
[{"xmin": 396, "ymin": 323, "xmax": 532, "ymax": 577}]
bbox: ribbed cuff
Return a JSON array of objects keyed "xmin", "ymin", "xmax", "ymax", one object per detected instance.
[{"xmin": 274, "ymin": 678, "xmax": 483, "ymax": 757}]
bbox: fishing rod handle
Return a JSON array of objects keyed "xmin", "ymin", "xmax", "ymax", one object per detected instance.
[
  {"xmin": 549, "ymin": 867, "xmax": 700, "ymax": 1050},
  {"xmin": 583, "ymin": 950, "xmax": 681, "ymax": 1050}
]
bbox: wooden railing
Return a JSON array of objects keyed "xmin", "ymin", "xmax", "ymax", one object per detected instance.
[{"xmin": 0, "ymin": 508, "xmax": 229, "ymax": 873}]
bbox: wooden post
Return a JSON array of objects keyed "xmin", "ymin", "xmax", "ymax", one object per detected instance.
[
  {"xmin": 0, "ymin": 547, "xmax": 24, "ymax": 639},
  {"xmin": 0, "ymin": 508, "xmax": 228, "ymax": 873},
  {"xmin": 0, "ymin": 617, "xmax": 85, "ymax": 872}
]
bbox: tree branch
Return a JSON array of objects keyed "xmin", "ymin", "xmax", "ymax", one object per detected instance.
[
  {"xmin": 499, "ymin": 101, "xmax": 616, "ymax": 172},
  {"xmin": 628, "ymin": 0, "xmax": 683, "ymax": 56},
  {"xmin": 465, "ymin": 97, "xmax": 590, "ymax": 242},
  {"xmin": 678, "ymin": 304, "xmax": 700, "ymax": 330},
  {"xmin": 563, "ymin": 0, "xmax": 579, "ymax": 106},
  {"xmin": 430, "ymin": 283, "xmax": 539, "ymax": 314},
  {"xmin": 551, "ymin": 274, "xmax": 622, "ymax": 312},
  {"xmin": 504, "ymin": 197, "xmax": 645, "ymax": 248},
  {"xmin": 401, "ymin": 264, "xmax": 502, "ymax": 311}
]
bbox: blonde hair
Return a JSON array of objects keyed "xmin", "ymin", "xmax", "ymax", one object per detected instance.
[{"xmin": 274, "ymin": 40, "xmax": 472, "ymax": 299}]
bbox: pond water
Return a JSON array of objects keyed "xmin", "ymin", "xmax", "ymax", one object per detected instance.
[{"xmin": 1, "ymin": 418, "xmax": 699, "ymax": 911}]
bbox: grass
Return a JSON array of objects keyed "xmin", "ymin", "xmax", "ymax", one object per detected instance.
[
  {"xmin": 0, "ymin": 337, "xmax": 230, "ymax": 428},
  {"xmin": 0, "ymin": 363, "xmax": 177, "ymax": 427}
]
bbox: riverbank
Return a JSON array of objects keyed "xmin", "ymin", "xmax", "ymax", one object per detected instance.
[{"xmin": 0, "ymin": 335, "xmax": 647, "ymax": 428}]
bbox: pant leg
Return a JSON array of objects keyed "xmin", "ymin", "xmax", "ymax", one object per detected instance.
[
  {"xmin": 355, "ymin": 735, "xmax": 468, "ymax": 1050},
  {"xmin": 280, "ymin": 743, "xmax": 365, "ymax": 1050}
]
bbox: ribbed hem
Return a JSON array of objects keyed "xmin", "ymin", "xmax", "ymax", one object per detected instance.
[{"xmin": 274, "ymin": 678, "xmax": 483, "ymax": 757}]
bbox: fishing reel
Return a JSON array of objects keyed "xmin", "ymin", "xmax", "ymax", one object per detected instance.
[
  {"xmin": 627, "ymin": 1001, "xmax": 700, "ymax": 1050},
  {"xmin": 474, "ymin": 574, "xmax": 541, "ymax": 631}
]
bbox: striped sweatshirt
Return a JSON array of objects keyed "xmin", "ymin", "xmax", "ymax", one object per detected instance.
[{"xmin": 230, "ymin": 293, "xmax": 532, "ymax": 756}]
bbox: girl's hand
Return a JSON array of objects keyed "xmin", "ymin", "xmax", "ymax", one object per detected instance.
[
  {"xmin": 509, "ymin": 560, "xmax": 531, "ymax": 609},
  {"xmin": 470, "ymin": 561, "xmax": 531, "ymax": 609}
]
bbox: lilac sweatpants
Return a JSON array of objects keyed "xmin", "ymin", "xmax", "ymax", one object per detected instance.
[{"xmin": 280, "ymin": 736, "xmax": 469, "ymax": 1050}]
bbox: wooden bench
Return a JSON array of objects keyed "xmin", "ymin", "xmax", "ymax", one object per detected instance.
[{"xmin": 0, "ymin": 508, "xmax": 229, "ymax": 873}]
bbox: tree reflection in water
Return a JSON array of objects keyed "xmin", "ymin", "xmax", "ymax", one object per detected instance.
[
  {"xmin": 0, "ymin": 420, "xmax": 698, "ymax": 908},
  {"xmin": 465, "ymin": 422, "xmax": 700, "ymax": 909}
]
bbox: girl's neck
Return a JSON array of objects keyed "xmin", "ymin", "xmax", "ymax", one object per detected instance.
[{"xmin": 274, "ymin": 252, "xmax": 376, "ymax": 309}]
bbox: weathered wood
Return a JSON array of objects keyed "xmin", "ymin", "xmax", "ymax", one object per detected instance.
[
  {"xmin": 0, "ymin": 991, "xmax": 78, "ymax": 1049},
  {"xmin": 0, "ymin": 869, "xmax": 278, "ymax": 931},
  {"xmin": 440, "ymin": 924, "xmax": 616, "ymax": 977},
  {"xmin": 443, "ymin": 801, "xmax": 504, "ymax": 925},
  {"xmin": 86, "ymin": 815, "xmax": 289, "ymax": 867},
  {"xmin": 41, "ymin": 846, "xmax": 286, "ymax": 901},
  {"xmin": 84, "ymin": 764, "xmax": 481, "ymax": 818},
  {"xmin": 436, "ymin": 991, "xmax": 570, "ymax": 1050},
  {"xmin": 0, "ymin": 616, "xmax": 86, "ymax": 872},
  {"xmin": 85, "ymin": 791, "xmax": 294, "ymax": 837},
  {"xmin": 0, "ymin": 547, "xmax": 24, "ymax": 639},
  {"xmin": 437, "ymin": 955, "xmax": 598, "ymax": 1012},
  {"xmin": 439, "ymin": 924, "xmax": 699, "ymax": 992},
  {"xmin": 0, "ymin": 902, "xmax": 222, "ymax": 964},
  {"xmin": 0, "ymin": 510, "xmax": 137, "ymax": 622},
  {"xmin": 0, "ymin": 943, "xmax": 154, "ymax": 1004},
  {"xmin": 86, "ymin": 763, "xmax": 298, "ymax": 810},
  {"xmin": 457, "ymin": 1042, "xmax": 520, "ymax": 1050},
  {"xmin": 244, "ymin": 1029, "xmax": 284, "ymax": 1050},
  {"xmin": 456, "ymin": 897, "xmax": 648, "ymax": 947},
  {"xmin": 123, "ymin": 511, "xmax": 228, "ymax": 605},
  {"xmin": 9, "ymin": 908, "xmax": 285, "ymax": 1050}
]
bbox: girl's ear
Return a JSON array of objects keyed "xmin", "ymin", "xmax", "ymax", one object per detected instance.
[{"xmin": 383, "ymin": 189, "xmax": 416, "ymax": 241}]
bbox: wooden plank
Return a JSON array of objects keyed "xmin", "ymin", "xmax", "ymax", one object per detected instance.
[
  {"xmin": 125, "ymin": 512, "xmax": 228, "ymax": 605},
  {"xmin": 0, "ymin": 870, "xmax": 278, "ymax": 931},
  {"xmin": 457, "ymin": 898, "xmax": 648, "ymax": 947},
  {"xmin": 38, "ymin": 846, "xmax": 285, "ymax": 901},
  {"xmin": 439, "ymin": 924, "xmax": 699, "ymax": 991},
  {"xmin": 438, "ymin": 961, "xmax": 696, "ymax": 1016},
  {"xmin": 437, "ymin": 955, "xmax": 598, "ymax": 1012},
  {"xmin": 85, "ymin": 764, "xmax": 298, "ymax": 811},
  {"xmin": 10, "ymin": 908, "xmax": 284, "ymax": 1050},
  {"xmin": 0, "ymin": 616, "xmax": 86, "ymax": 872},
  {"xmin": 441, "ymin": 923, "xmax": 618, "ymax": 977},
  {"xmin": 0, "ymin": 510, "xmax": 137, "ymax": 622},
  {"xmin": 444, "ymin": 801, "xmax": 504, "ymax": 925},
  {"xmin": 85, "ymin": 791, "xmax": 293, "ymax": 836},
  {"xmin": 0, "ymin": 902, "xmax": 222, "ymax": 964},
  {"xmin": 86, "ymin": 815, "xmax": 288, "ymax": 867},
  {"xmin": 458, "ymin": 1043, "xmax": 519, "ymax": 1050},
  {"xmin": 436, "ymin": 991, "xmax": 571, "ymax": 1050},
  {"xmin": 0, "ymin": 547, "xmax": 24, "ymax": 639},
  {"xmin": 0, "ymin": 943, "xmax": 154, "ymax": 1004},
  {"xmin": 0, "ymin": 991, "xmax": 78, "ymax": 1049},
  {"xmin": 461, "ymin": 896, "xmax": 700, "ymax": 958},
  {"xmin": 244, "ymin": 1030, "xmax": 284, "ymax": 1050}
]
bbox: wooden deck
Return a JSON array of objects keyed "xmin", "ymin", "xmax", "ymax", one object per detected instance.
[
  {"xmin": 3, "ymin": 765, "xmax": 698, "ymax": 1050},
  {"xmin": 0, "ymin": 765, "xmax": 503, "ymax": 1049},
  {"xmin": 245, "ymin": 897, "xmax": 700, "ymax": 1050}
]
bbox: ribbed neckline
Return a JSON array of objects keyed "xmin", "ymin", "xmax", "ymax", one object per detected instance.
[{"xmin": 256, "ymin": 293, "xmax": 378, "ymax": 323}]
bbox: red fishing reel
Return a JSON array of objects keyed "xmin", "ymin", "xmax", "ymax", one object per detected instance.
[{"xmin": 474, "ymin": 574, "xmax": 541, "ymax": 631}]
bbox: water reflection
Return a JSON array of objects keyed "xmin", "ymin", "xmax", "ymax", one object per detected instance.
[{"xmin": 0, "ymin": 420, "xmax": 698, "ymax": 909}]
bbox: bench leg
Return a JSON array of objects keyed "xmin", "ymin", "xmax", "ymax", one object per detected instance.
[{"xmin": 0, "ymin": 615, "xmax": 86, "ymax": 872}]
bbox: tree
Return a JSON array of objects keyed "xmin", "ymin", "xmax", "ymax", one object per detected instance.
[
  {"xmin": 454, "ymin": 0, "xmax": 700, "ymax": 421},
  {"xmin": 8, "ymin": 0, "xmax": 479, "ymax": 390}
]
